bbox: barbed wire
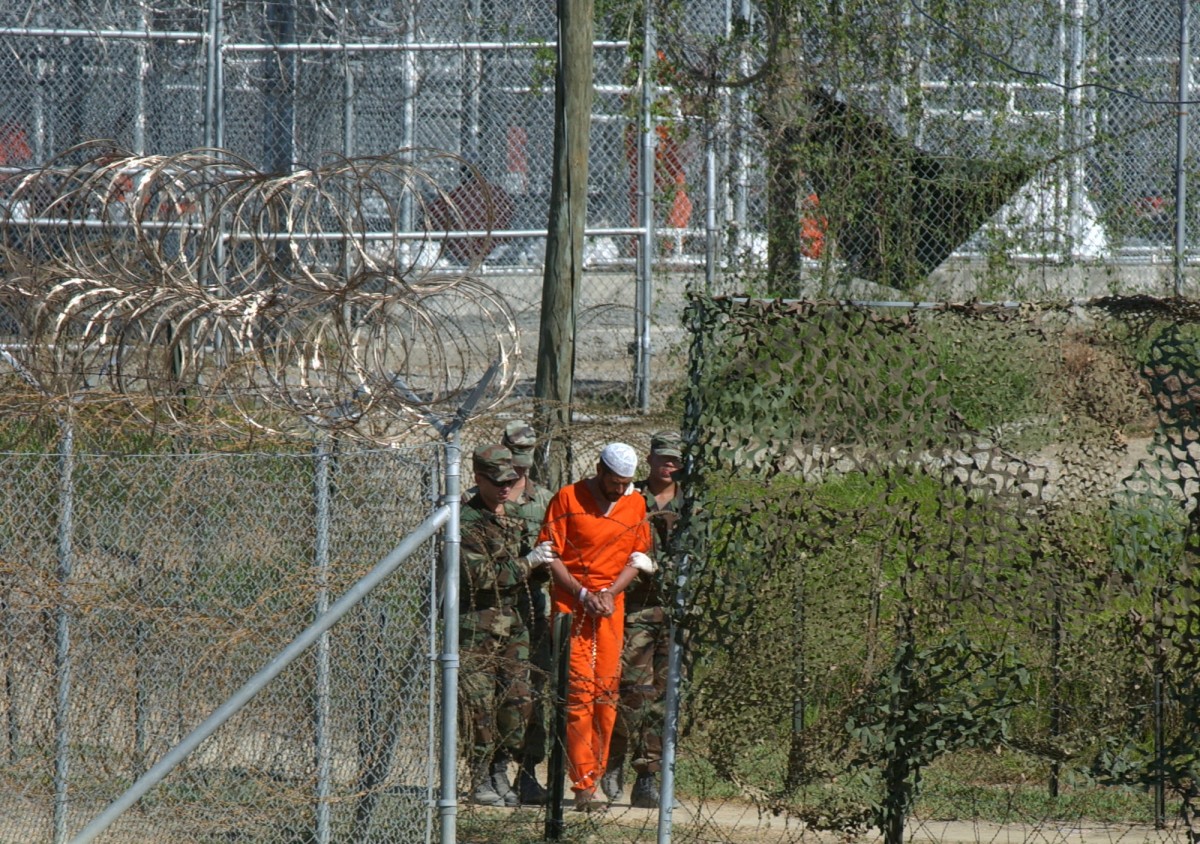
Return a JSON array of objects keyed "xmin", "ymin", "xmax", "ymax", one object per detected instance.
[{"xmin": 0, "ymin": 143, "xmax": 521, "ymax": 443}]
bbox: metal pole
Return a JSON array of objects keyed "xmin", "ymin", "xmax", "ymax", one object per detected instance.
[
  {"xmin": 342, "ymin": 39, "xmax": 355, "ymax": 308},
  {"xmin": 1153, "ymin": 586, "xmax": 1166, "ymax": 827},
  {"xmin": 134, "ymin": 7, "xmax": 148, "ymax": 154},
  {"xmin": 788, "ymin": 558, "xmax": 806, "ymax": 785},
  {"xmin": 343, "ymin": 35, "xmax": 354, "ymax": 158},
  {"xmin": 203, "ymin": 0, "xmax": 226, "ymax": 308},
  {"xmin": 68, "ymin": 506, "xmax": 452, "ymax": 844},
  {"xmin": 52, "ymin": 416, "xmax": 75, "ymax": 844},
  {"xmin": 731, "ymin": 0, "xmax": 752, "ymax": 261},
  {"xmin": 437, "ymin": 435, "xmax": 463, "ymax": 844},
  {"xmin": 399, "ymin": 5, "xmax": 417, "ymax": 266},
  {"xmin": 133, "ymin": 562, "xmax": 148, "ymax": 780},
  {"xmin": 704, "ymin": 122, "xmax": 717, "ymax": 294},
  {"xmin": 312, "ymin": 439, "xmax": 333, "ymax": 844},
  {"xmin": 658, "ymin": 301, "xmax": 709, "ymax": 844},
  {"xmin": 635, "ymin": 0, "xmax": 656, "ymax": 412},
  {"xmin": 424, "ymin": 458, "xmax": 441, "ymax": 844},
  {"xmin": 465, "ymin": 0, "xmax": 483, "ymax": 160},
  {"xmin": 1064, "ymin": 0, "xmax": 1087, "ymax": 258},
  {"xmin": 2, "ymin": 561, "xmax": 18, "ymax": 765},
  {"xmin": 203, "ymin": 0, "xmax": 222, "ymax": 149},
  {"xmin": 543, "ymin": 612, "xmax": 572, "ymax": 840},
  {"xmin": 1048, "ymin": 589, "xmax": 1061, "ymax": 799},
  {"xmin": 32, "ymin": 34, "xmax": 46, "ymax": 162},
  {"xmin": 1175, "ymin": 0, "xmax": 1192, "ymax": 296},
  {"xmin": 656, "ymin": 554, "xmax": 688, "ymax": 844}
]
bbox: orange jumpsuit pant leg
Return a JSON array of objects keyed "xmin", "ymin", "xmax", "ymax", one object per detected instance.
[{"xmin": 565, "ymin": 609, "xmax": 624, "ymax": 794}]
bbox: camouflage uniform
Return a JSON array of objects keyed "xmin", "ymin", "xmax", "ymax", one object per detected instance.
[
  {"xmin": 610, "ymin": 465, "xmax": 683, "ymax": 777},
  {"xmin": 495, "ymin": 422, "xmax": 555, "ymax": 768},
  {"xmin": 459, "ymin": 458, "xmax": 539, "ymax": 763},
  {"xmin": 510, "ymin": 477, "xmax": 554, "ymax": 763}
]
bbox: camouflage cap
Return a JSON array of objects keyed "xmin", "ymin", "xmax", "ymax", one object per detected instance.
[
  {"xmin": 501, "ymin": 421, "xmax": 537, "ymax": 467},
  {"xmin": 649, "ymin": 430, "xmax": 683, "ymax": 458},
  {"xmin": 473, "ymin": 444, "xmax": 519, "ymax": 483}
]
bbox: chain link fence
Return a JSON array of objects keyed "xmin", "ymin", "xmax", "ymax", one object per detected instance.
[
  {"xmin": 18, "ymin": 302, "xmax": 1200, "ymax": 844},
  {"xmin": 3, "ymin": 0, "xmax": 1199, "ymax": 406},
  {"xmin": 0, "ymin": 431, "xmax": 444, "ymax": 844},
  {"xmin": 5, "ymin": 1, "xmax": 1200, "ymax": 843}
]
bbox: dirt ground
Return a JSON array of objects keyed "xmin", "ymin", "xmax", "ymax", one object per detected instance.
[{"xmin": 461, "ymin": 773, "xmax": 1190, "ymax": 844}]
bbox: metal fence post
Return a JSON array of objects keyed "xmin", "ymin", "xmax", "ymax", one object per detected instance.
[
  {"xmin": 543, "ymin": 612, "xmax": 572, "ymax": 840},
  {"xmin": 399, "ymin": 5, "xmax": 418, "ymax": 267},
  {"xmin": 312, "ymin": 438, "xmax": 334, "ymax": 844},
  {"xmin": 425, "ymin": 455, "xmax": 442, "ymax": 844},
  {"xmin": 1175, "ymin": 0, "xmax": 1192, "ymax": 296},
  {"xmin": 704, "ymin": 119, "xmax": 717, "ymax": 294},
  {"xmin": 635, "ymin": 0, "xmax": 656, "ymax": 413},
  {"xmin": 656, "ymin": 554, "xmax": 687, "ymax": 844},
  {"xmin": 438, "ymin": 434, "xmax": 462, "ymax": 844},
  {"xmin": 1049, "ymin": 587, "xmax": 1061, "ymax": 799},
  {"xmin": 1153, "ymin": 584, "xmax": 1166, "ymax": 827},
  {"xmin": 203, "ymin": 0, "xmax": 226, "ymax": 311},
  {"xmin": 1065, "ymin": 0, "xmax": 1087, "ymax": 259},
  {"xmin": 204, "ymin": 0, "xmax": 223, "ymax": 150},
  {"xmin": 53, "ymin": 415, "xmax": 75, "ymax": 844},
  {"xmin": 730, "ymin": 0, "xmax": 753, "ymax": 265},
  {"xmin": 2, "ymin": 551, "xmax": 16, "ymax": 767},
  {"xmin": 134, "ymin": 7, "xmax": 149, "ymax": 154},
  {"xmin": 30, "ymin": 12, "xmax": 47, "ymax": 161}
]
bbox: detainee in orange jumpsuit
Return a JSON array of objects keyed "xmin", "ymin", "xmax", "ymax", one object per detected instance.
[{"xmin": 538, "ymin": 443, "xmax": 653, "ymax": 811}]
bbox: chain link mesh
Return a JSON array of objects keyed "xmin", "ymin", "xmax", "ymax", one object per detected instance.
[
  {"xmin": 2, "ymin": 0, "xmax": 1197, "ymax": 401},
  {"xmin": 5, "ymin": 1, "xmax": 1200, "ymax": 841},
  {"xmin": 0, "ymin": 4, "xmax": 1182, "ymax": 402},
  {"xmin": 0, "ymin": 439, "xmax": 442, "ymax": 844}
]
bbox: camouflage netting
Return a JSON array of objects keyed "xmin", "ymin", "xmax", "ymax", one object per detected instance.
[{"xmin": 669, "ymin": 294, "xmax": 1200, "ymax": 843}]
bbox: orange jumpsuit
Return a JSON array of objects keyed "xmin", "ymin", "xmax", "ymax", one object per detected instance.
[{"xmin": 539, "ymin": 482, "xmax": 651, "ymax": 795}]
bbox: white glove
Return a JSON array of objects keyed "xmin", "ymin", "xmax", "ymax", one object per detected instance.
[
  {"xmin": 627, "ymin": 551, "xmax": 657, "ymax": 574},
  {"xmin": 525, "ymin": 541, "xmax": 559, "ymax": 568}
]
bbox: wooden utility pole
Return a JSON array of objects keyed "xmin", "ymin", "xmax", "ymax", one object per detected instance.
[
  {"xmin": 759, "ymin": 1, "xmax": 807, "ymax": 297},
  {"xmin": 534, "ymin": 0, "xmax": 594, "ymax": 489}
]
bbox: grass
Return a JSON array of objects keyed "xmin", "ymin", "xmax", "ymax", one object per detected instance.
[
  {"xmin": 917, "ymin": 766, "xmax": 1158, "ymax": 825},
  {"xmin": 664, "ymin": 743, "xmax": 1164, "ymax": 826}
]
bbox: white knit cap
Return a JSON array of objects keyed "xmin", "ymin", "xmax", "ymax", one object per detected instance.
[{"xmin": 599, "ymin": 442, "xmax": 638, "ymax": 477}]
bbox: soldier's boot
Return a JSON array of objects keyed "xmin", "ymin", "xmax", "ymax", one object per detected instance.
[
  {"xmin": 516, "ymin": 760, "xmax": 547, "ymax": 805},
  {"xmin": 470, "ymin": 759, "xmax": 508, "ymax": 807},
  {"xmin": 490, "ymin": 756, "xmax": 519, "ymax": 807},
  {"xmin": 599, "ymin": 762, "xmax": 624, "ymax": 801},
  {"xmin": 630, "ymin": 772, "xmax": 661, "ymax": 809}
]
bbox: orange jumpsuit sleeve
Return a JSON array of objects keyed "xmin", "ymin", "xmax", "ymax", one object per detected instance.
[{"xmin": 537, "ymin": 487, "xmax": 570, "ymax": 556}]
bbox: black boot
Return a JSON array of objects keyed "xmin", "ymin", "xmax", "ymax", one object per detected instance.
[
  {"xmin": 490, "ymin": 756, "xmax": 519, "ymax": 807},
  {"xmin": 630, "ymin": 772, "xmax": 660, "ymax": 809},
  {"xmin": 516, "ymin": 763, "xmax": 548, "ymax": 805}
]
